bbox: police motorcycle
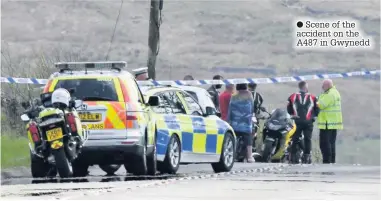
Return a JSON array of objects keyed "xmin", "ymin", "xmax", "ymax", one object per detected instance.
[
  {"xmin": 259, "ymin": 107, "xmax": 297, "ymax": 163},
  {"xmin": 20, "ymin": 88, "xmax": 87, "ymax": 178}
]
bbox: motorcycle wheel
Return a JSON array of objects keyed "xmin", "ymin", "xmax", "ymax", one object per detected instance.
[
  {"xmin": 262, "ymin": 139, "xmax": 274, "ymax": 163},
  {"xmin": 52, "ymin": 147, "xmax": 73, "ymax": 178},
  {"xmin": 99, "ymin": 164, "xmax": 121, "ymax": 175},
  {"xmin": 235, "ymin": 137, "xmax": 245, "ymax": 162},
  {"xmin": 30, "ymin": 152, "xmax": 57, "ymax": 178}
]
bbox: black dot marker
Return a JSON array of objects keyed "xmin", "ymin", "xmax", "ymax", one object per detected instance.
[{"xmin": 297, "ymin": 21, "xmax": 303, "ymax": 28}]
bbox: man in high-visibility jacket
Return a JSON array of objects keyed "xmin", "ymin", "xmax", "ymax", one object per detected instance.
[{"xmin": 317, "ymin": 79, "xmax": 343, "ymax": 164}]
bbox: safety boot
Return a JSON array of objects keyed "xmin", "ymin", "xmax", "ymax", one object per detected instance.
[{"xmin": 302, "ymin": 154, "xmax": 312, "ymax": 164}]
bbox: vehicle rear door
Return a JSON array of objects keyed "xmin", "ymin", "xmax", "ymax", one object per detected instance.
[{"xmin": 50, "ymin": 77, "xmax": 129, "ymax": 140}]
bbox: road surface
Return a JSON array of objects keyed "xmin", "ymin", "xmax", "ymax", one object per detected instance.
[{"xmin": 1, "ymin": 163, "xmax": 380, "ymax": 199}]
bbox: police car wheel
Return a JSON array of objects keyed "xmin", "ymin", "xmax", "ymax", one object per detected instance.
[
  {"xmin": 129, "ymin": 146, "xmax": 148, "ymax": 175},
  {"xmin": 146, "ymin": 138, "xmax": 157, "ymax": 175},
  {"xmin": 211, "ymin": 132, "xmax": 235, "ymax": 173},
  {"xmin": 158, "ymin": 135, "xmax": 181, "ymax": 174}
]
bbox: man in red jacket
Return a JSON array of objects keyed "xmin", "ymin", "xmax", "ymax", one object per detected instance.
[
  {"xmin": 287, "ymin": 81, "xmax": 320, "ymax": 164},
  {"xmin": 219, "ymin": 84, "xmax": 234, "ymax": 121}
]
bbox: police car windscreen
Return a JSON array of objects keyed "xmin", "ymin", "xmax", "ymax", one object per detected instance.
[{"xmin": 54, "ymin": 79, "xmax": 118, "ymax": 101}]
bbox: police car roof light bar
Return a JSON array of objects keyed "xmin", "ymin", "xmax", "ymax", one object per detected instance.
[{"xmin": 55, "ymin": 61, "xmax": 127, "ymax": 73}]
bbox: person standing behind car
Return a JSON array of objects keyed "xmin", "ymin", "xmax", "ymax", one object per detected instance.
[
  {"xmin": 287, "ymin": 81, "xmax": 319, "ymax": 164},
  {"xmin": 219, "ymin": 84, "xmax": 234, "ymax": 121},
  {"xmin": 248, "ymin": 83, "xmax": 264, "ymax": 116},
  {"xmin": 207, "ymin": 75, "xmax": 223, "ymax": 112},
  {"xmin": 227, "ymin": 83, "xmax": 255, "ymax": 163}
]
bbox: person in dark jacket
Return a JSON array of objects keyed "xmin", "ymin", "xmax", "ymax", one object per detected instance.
[
  {"xmin": 287, "ymin": 81, "xmax": 319, "ymax": 164},
  {"xmin": 248, "ymin": 83, "xmax": 264, "ymax": 151},
  {"xmin": 248, "ymin": 83, "xmax": 264, "ymax": 115},
  {"xmin": 207, "ymin": 75, "xmax": 223, "ymax": 111}
]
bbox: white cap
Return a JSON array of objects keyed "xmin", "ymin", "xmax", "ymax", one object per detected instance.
[{"xmin": 132, "ymin": 67, "xmax": 148, "ymax": 76}]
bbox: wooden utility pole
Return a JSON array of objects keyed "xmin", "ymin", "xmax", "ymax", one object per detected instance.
[{"xmin": 147, "ymin": 0, "xmax": 162, "ymax": 80}]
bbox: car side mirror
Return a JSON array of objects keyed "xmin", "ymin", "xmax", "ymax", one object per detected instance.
[
  {"xmin": 205, "ymin": 106, "xmax": 215, "ymax": 116},
  {"xmin": 20, "ymin": 114, "xmax": 30, "ymax": 121},
  {"xmin": 74, "ymin": 100, "xmax": 83, "ymax": 108},
  {"xmin": 147, "ymin": 96, "xmax": 159, "ymax": 106}
]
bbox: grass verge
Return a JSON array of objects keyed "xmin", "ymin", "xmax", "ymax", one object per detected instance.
[{"xmin": 1, "ymin": 135, "xmax": 30, "ymax": 169}]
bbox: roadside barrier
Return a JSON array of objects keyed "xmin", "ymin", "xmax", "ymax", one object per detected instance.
[{"xmin": 1, "ymin": 69, "xmax": 379, "ymax": 86}]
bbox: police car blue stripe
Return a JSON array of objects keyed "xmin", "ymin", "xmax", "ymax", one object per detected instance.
[
  {"xmin": 157, "ymin": 129, "xmax": 170, "ymax": 155},
  {"xmin": 181, "ymin": 132, "xmax": 193, "ymax": 151},
  {"xmin": 206, "ymin": 135, "xmax": 217, "ymax": 153}
]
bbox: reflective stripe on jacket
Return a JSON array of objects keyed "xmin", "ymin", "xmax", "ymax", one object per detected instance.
[{"xmin": 317, "ymin": 86, "xmax": 343, "ymax": 130}]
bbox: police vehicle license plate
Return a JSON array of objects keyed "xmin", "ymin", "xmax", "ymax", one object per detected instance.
[
  {"xmin": 46, "ymin": 127, "xmax": 63, "ymax": 141},
  {"xmin": 79, "ymin": 113, "xmax": 102, "ymax": 121}
]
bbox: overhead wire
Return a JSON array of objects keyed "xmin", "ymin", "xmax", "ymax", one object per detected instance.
[{"xmin": 105, "ymin": 0, "xmax": 124, "ymax": 61}]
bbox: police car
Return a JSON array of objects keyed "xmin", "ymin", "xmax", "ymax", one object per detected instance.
[{"xmin": 140, "ymin": 86, "xmax": 236, "ymax": 173}]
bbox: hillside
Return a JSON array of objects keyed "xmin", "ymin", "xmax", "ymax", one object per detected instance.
[{"xmin": 1, "ymin": 0, "xmax": 380, "ymax": 165}]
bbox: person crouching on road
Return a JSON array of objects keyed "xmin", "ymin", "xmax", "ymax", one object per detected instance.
[
  {"xmin": 287, "ymin": 81, "xmax": 319, "ymax": 164},
  {"xmin": 219, "ymin": 84, "xmax": 234, "ymax": 121},
  {"xmin": 317, "ymin": 79, "xmax": 343, "ymax": 164},
  {"xmin": 227, "ymin": 83, "xmax": 255, "ymax": 163}
]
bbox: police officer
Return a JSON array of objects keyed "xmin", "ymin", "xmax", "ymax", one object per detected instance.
[
  {"xmin": 207, "ymin": 75, "xmax": 223, "ymax": 111},
  {"xmin": 132, "ymin": 67, "xmax": 150, "ymax": 80},
  {"xmin": 287, "ymin": 81, "xmax": 319, "ymax": 164},
  {"xmin": 317, "ymin": 79, "xmax": 343, "ymax": 164}
]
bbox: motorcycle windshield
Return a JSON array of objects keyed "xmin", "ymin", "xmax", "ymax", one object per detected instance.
[{"xmin": 267, "ymin": 109, "xmax": 290, "ymax": 130}]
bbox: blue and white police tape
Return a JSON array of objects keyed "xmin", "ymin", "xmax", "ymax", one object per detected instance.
[{"xmin": 1, "ymin": 70, "xmax": 379, "ymax": 86}]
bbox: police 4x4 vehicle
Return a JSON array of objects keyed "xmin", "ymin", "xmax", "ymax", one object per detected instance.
[{"xmin": 43, "ymin": 61, "xmax": 162, "ymax": 176}]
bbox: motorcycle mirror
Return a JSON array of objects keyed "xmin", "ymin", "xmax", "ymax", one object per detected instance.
[
  {"xmin": 74, "ymin": 100, "xmax": 83, "ymax": 109},
  {"xmin": 20, "ymin": 114, "xmax": 30, "ymax": 121},
  {"xmin": 21, "ymin": 101, "xmax": 30, "ymax": 109},
  {"xmin": 33, "ymin": 98, "xmax": 42, "ymax": 106}
]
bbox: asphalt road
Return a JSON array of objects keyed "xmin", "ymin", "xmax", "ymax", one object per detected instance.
[{"xmin": 1, "ymin": 163, "xmax": 380, "ymax": 199}]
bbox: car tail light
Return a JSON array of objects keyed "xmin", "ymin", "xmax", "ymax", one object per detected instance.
[
  {"xmin": 126, "ymin": 112, "xmax": 138, "ymax": 129},
  {"xmin": 67, "ymin": 113, "xmax": 77, "ymax": 133},
  {"xmin": 29, "ymin": 123, "xmax": 40, "ymax": 142},
  {"xmin": 126, "ymin": 115, "xmax": 137, "ymax": 120}
]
